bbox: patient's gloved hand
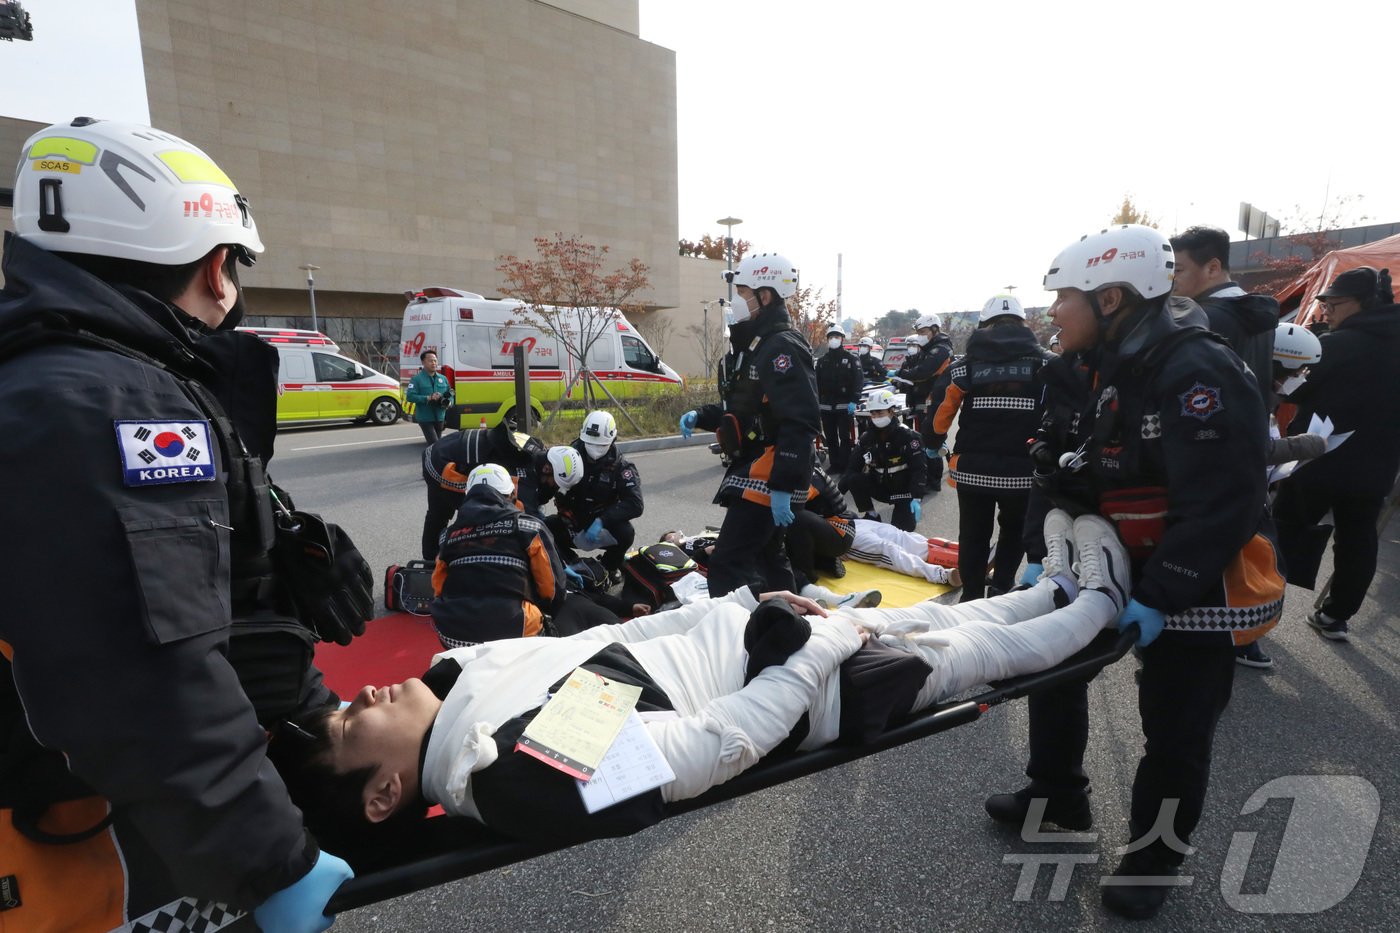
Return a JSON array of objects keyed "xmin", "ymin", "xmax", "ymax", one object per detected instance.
[
  {"xmin": 1019, "ymin": 562, "xmax": 1043, "ymax": 587},
  {"xmin": 679, "ymin": 410, "xmax": 698, "ymax": 439},
  {"xmin": 253, "ymin": 852, "xmax": 353, "ymax": 933},
  {"xmin": 1120, "ymin": 599, "xmax": 1165, "ymax": 648}
]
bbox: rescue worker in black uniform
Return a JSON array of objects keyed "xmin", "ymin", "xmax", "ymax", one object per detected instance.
[
  {"xmin": 680, "ymin": 252, "xmax": 821, "ymax": 597},
  {"xmin": 420, "ymin": 417, "xmax": 546, "ymax": 560},
  {"xmin": 986, "ymin": 225, "xmax": 1284, "ymax": 921},
  {"xmin": 931, "ymin": 294, "xmax": 1052, "ymax": 600},
  {"xmin": 815, "ymin": 323, "xmax": 863, "ymax": 471},
  {"xmin": 0, "ymin": 119, "xmax": 369, "ymax": 932},
  {"xmin": 913, "ymin": 313, "xmax": 955, "ymax": 487},
  {"xmin": 840, "ymin": 388, "xmax": 928, "ymax": 531},
  {"xmin": 857, "ymin": 336, "xmax": 887, "ymax": 384},
  {"xmin": 547, "ymin": 410, "xmax": 645, "ymax": 577}
]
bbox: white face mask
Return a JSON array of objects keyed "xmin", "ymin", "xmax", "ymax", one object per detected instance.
[
  {"xmin": 859, "ymin": 347, "xmax": 870, "ymax": 356},
  {"xmin": 584, "ymin": 442, "xmax": 611, "ymax": 460},
  {"xmin": 870, "ymin": 414, "xmax": 892, "ymax": 428},
  {"xmin": 827, "ymin": 337, "xmax": 842, "ymax": 349},
  {"xmin": 724, "ymin": 294, "xmax": 754, "ymax": 326},
  {"xmin": 906, "ymin": 344, "xmax": 919, "ymax": 356}
]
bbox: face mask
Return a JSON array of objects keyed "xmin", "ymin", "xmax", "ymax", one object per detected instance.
[
  {"xmin": 584, "ymin": 442, "xmax": 611, "ymax": 460},
  {"xmin": 905, "ymin": 345, "xmax": 919, "ymax": 356},
  {"xmin": 870, "ymin": 415, "xmax": 892, "ymax": 428},
  {"xmin": 827, "ymin": 337, "xmax": 841, "ymax": 349},
  {"xmin": 859, "ymin": 347, "xmax": 870, "ymax": 356},
  {"xmin": 217, "ymin": 264, "xmax": 246, "ymax": 331},
  {"xmin": 724, "ymin": 294, "xmax": 753, "ymax": 326}
]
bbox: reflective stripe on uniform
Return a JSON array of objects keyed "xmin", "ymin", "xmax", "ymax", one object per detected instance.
[
  {"xmin": 948, "ymin": 470, "xmax": 1032, "ymax": 490},
  {"xmin": 968, "ymin": 396, "xmax": 1036, "ymax": 411}
]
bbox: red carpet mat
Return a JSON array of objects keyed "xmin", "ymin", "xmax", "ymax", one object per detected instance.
[{"xmin": 315, "ymin": 611, "xmax": 443, "ymax": 699}]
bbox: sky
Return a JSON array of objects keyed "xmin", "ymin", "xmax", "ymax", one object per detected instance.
[
  {"xmin": 639, "ymin": 0, "xmax": 1400, "ymax": 321},
  {"xmin": 0, "ymin": 0, "xmax": 148, "ymax": 125}
]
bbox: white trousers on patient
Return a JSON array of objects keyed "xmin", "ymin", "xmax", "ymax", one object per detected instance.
[
  {"xmin": 570, "ymin": 581, "xmax": 1116, "ymax": 804},
  {"xmin": 847, "ymin": 519, "xmax": 945, "ymax": 583}
]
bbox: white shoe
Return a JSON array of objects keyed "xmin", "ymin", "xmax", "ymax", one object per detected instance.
[
  {"xmin": 1041, "ymin": 508, "xmax": 1076, "ymax": 581},
  {"xmin": 927, "ymin": 564, "xmax": 962, "ymax": 587},
  {"xmin": 800, "ymin": 583, "xmax": 837, "ymax": 609},
  {"xmin": 836, "ymin": 589, "xmax": 883, "ymax": 609},
  {"xmin": 1071, "ymin": 514, "xmax": 1130, "ymax": 615}
]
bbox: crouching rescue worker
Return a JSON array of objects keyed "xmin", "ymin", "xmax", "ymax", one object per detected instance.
[
  {"xmin": 986, "ymin": 225, "xmax": 1283, "ymax": 920},
  {"xmin": 431, "ymin": 465, "xmax": 569, "ymax": 646},
  {"xmin": 420, "ymin": 416, "xmax": 546, "ymax": 560},
  {"xmin": 840, "ymin": 389, "xmax": 927, "ymax": 531},
  {"xmin": 680, "ymin": 253, "xmax": 821, "ymax": 597},
  {"xmin": 0, "ymin": 119, "xmax": 368, "ymax": 932},
  {"xmin": 547, "ymin": 410, "xmax": 644, "ymax": 579}
]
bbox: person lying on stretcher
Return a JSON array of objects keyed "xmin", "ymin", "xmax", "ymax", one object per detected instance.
[{"xmin": 270, "ymin": 511, "xmax": 1132, "ymax": 851}]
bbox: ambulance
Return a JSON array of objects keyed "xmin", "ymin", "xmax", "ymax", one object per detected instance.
[
  {"xmin": 399, "ymin": 287, "xmax": 683, "ymax": 427},
  {"xmin": 237, "ymin": 327, "xmax": 404, "ymax": 426}
]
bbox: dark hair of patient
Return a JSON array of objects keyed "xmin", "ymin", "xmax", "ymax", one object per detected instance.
[{"xmin": 266, "ymin": 705, "xmax": 429, "ymax": 854}]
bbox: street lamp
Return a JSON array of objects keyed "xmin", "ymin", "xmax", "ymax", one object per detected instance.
[
  {"xmin": 700, "ymin": 299, "xmax": 727, "ymax": 380},
  {"xmin": 298, "ymin": 263, "xmax": 320, "ymax": 333},
  {"xmin": 716, "ymin": 216, "xmax": 743, "ymax": 304}
]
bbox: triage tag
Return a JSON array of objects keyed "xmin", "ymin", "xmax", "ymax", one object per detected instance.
[{"xmin": 516, "ymin": 668, "xmax": 641, "ymax": 781}]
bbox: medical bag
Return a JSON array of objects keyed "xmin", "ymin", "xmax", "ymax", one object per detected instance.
[
  {"xmin": 925, "ymin": 536, "xmax": 959, "ymax": 569},
  {"xmin": 384, "ymin": 560, "xmax": 435, "ymax": 616},
  {"xmin": 622, "ymin": 543, "xmax": 699, "ymax": 610}
]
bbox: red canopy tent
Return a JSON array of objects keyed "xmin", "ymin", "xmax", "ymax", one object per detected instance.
[{"xmin": 1273, "ymin": 232, "xmax": 1400, "ymax": 325}]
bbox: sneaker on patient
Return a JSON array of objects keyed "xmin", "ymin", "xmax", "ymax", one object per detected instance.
[
  {"xmin": 1072, "ymin": 514, "xmax": 1131, "ymax": 616},
  {"xmin": 799, "ymin": 583, "xmax": 882, "ymax": 611},
  {"xmin": 1041, "ymin": 509, "xmax": 1076, "ymax": 580}
]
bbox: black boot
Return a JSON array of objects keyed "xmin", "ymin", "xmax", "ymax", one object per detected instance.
[
  {"xmin": 1101, "ymin": 847, "xmax": 1178, "ymax": 920},
  {"xmin": 984, "ymin": 785, "xmax": 1092, "ymax": 831}
]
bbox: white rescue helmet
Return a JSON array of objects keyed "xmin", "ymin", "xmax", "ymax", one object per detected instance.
[
  {"xmin": 724, "ymin": 252, "xmax": 799, "ymax": 299},
  {"xmin": 579, "ymin": 410, "xmax": 618, "ymax": 459},
  {"xmin": 12, "ymin": 117, "xmax": 263, "ymax": 266},
  {"xmin": 980, "ymin": 294, "xmax": 1027, "ymax": 323},
  {"xmin": 1043, "ymin": 224, "xmax": 1175, "ymax": 300},
  {"xmin": 467, "ymin": 463, "xmax": 516, "ymax": 497},
  {"xmin": 545, "ymin": 445, "xmax": 585, "ymax": 492},
  {"xmin": 858, "ymin": 336, "xmax": 877, "ymax": 348},
  {"xmin": 1274, "ymin": 323, "xmax": 1322, "ymax": 370},
  {"xmin": 866, "ymin": 389, "xmax": 898, "ymax": 412},
  {"xmin": 825, "ymin": 323, "xmax": 847, "ymax": 339},
  {"xmin": 915, "ymin": 313, "xmax": 942, "ymax": 332}
]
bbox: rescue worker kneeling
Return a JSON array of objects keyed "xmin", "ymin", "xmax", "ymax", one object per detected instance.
[
  {"xmin": 430, "ymin": 464, "xmax": 571, "ymax": 647},
  {"xmin": 840, "ymin": 389, "xmax": 928, "ymax": 531},
  {"xmin": 547, "ymin": 410, "xmax": 644, "ymax": 578}
]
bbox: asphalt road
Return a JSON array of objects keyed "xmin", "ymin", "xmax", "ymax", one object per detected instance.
[{"xmin": 269, "ymin": 422, "xmax": 1399, "ymax": 932}]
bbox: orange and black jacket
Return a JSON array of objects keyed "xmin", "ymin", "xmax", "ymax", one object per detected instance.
[
  {"xmin": 432, "ymin": 484, "xmax": 567, "ymax": 642},
  {"xmin": 1028, "ymin": 298, "xmax": 1283, "ymax": 644}
]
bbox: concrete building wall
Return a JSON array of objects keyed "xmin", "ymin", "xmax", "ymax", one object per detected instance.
[{"xmin": 2, "ymin": 1, "xmax": 677, "ymax": 318}]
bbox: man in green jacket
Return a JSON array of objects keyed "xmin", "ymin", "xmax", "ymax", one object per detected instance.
[{"xmin": 407, "ymin": 349, "xmax": 453, "ymax": 442}]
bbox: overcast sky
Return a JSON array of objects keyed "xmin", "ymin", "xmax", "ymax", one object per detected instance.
[
  {"xmin": 639, "ymin": 0, "xmax": 1400, "ymax": 320},
  {"xmin": 0, "ymin": 0, "xmax": 148, "ymax": 126}
]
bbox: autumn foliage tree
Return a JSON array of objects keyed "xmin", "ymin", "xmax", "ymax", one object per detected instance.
[
  {"xmin": 786, "ymin": 284, "xmax": 840, "ymax": 347},
  {"xmin": 678, "ymin": 233, "xmax": 751, "ymax": 262},
  {"xmin": 1249, "ymin": 194, "xmax": 1370, "ymax": 294},
  {"xmin": 497, "ymin": 234, "xmax": 651, "ymax": 425},
  {"xmin": 1111, "ymin": 195, "xmax": 1158, "ymax": 228}
]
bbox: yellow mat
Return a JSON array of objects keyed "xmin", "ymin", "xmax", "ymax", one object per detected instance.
[{"xmin": 811, "ymin": 560, "xmax": 955, "ymax": 609}]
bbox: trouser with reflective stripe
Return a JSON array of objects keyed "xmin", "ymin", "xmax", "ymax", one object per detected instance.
[
  {"xmin": 819, "ymin": 409, "xmax": 856, "ymax": 472},
  {"xmin": 848, "ymin": 472, "xmax": 917, "ymax": 531}
]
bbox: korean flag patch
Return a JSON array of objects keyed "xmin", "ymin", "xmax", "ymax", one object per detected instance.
[{"xmin": 115, "ymin": 421, "xmax": 217, "ymax": 487}]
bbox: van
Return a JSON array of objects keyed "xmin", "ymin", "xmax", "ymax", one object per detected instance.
[
  {"xmin": 399, "ymin": 287, "xmax": 683, "ymax": 427},
  {"xmin": 237, "ymin": 327, "xmax": 404, "ymax": 426}
]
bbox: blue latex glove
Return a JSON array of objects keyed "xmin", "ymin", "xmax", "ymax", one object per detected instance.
[
  {"xmin": 909, "ymin": 499, "xmax": 921, "ymax": 522},
  {"xmin": 925, "ymin": 448, "xmax": 939, "ymax": 459},
  {"xmin": 564, "ymin": 566, "xmax": 585, "ymax": 589},
  {"xmin": 579, "ymin": 517, "xmax": 604, "ymax": 549},
  {"xmin": 679, "ymin": 410, "xmax": 698, "ymax": 438},
  {"xmin": 770, "ymin": 490, "xmax": 795, "ymax": 527},
  {"xmin": 1020, "ymin": 562, "xmax": 1043, "ymax": 587},
  {"xmin": 847, "ymin": 402, "xmax": 856, "ymax": 415},
  {"xmin": 254, "ymin": 852, "xmax": 353, "ymax": 933},
  {"xmin": 1120, "ymin": 598, "xmax": 1165, "ymax": 648}
]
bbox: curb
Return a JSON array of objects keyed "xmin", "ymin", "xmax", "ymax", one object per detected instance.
[{"xmin": 616, "ymin": 433, "xmax": 715, "ymax": 455}]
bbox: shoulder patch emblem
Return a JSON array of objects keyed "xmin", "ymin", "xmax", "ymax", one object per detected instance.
[
  {"xmin": 1179, "ymin": 384, "xmax": 1223, "ymax": 421},
  {"xmin": 115, "ymin": 420, "xmax": 217, "ymax": 486},
  {"xmin": 772, "ymin": 353, "xmax": 793, "ymax": 373}
]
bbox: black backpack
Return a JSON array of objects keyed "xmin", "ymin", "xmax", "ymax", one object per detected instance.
[{"xmin": 622, "ymin": 543, "xmax": 700, "ymax": 610}]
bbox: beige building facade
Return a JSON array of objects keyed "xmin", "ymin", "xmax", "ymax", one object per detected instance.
[{"xmin": 2, "ymin": 0, "xmax": 678, "ymax": 339}]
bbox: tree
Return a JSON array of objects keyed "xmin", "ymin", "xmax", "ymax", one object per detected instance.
[
  {"xmin": 871, "ymin": 309, "xmax": 918, "ymax": 342},
  {"xmin": 786, "ymin": 284, "xmax": 840, "ymax": 347},
  {"xmin": 685, "ymin": 304, "xmax": 727, "ymax": 380},
  {"xmin": 1249, "ymin": 194, "xmax": 1369, "ymax": 294},
  {"xmin": 1111, "ymin": 195, "xmax": 1157, "ymax": 228},
  {"xmin": 496, "ymin": 233, "xmax": 651, "ymax": 428},
  {"xmin": 678, "ymin": 233, "xmax": 751, "ymax": 263}
]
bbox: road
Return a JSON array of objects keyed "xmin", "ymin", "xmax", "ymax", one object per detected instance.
[{"xmin": 270, "ymin": 422, "xmax": 1399, "ymax": 932}]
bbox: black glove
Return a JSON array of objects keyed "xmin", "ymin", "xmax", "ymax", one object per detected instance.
[{"xmin": 274, "ymin": 512, "xmax": 373, "ymax": 646}]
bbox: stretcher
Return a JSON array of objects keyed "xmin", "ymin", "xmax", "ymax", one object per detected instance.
[{"xmin": 321, "ymin": 622, "xmax": 1138, "ymax": 913}]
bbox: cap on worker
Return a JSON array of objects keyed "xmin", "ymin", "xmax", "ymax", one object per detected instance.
[{"xmin": 1317, "ymin": 266, "xmax": 1383, "ymax": 301}]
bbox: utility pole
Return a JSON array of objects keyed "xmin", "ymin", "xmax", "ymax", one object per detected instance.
[{"xmin": 298, "ymin": 263, "xmax": 321, "ymax": 333}]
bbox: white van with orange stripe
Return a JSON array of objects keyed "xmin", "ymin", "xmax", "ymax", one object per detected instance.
[
  {"xmin": 237, "ymin": 327, "xmax": 404, "ymax": 426},
  {"xmin": 398, "ymin": 287, "xmax": 683, "ymax": 427}
]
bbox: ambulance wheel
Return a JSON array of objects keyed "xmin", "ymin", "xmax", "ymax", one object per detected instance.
[
  {"xmin": 504, "ymin": 406, "xmax": 537, "ymax": 430},
  {"xmin": 368, "ymin": 397, "xmax": 402, "ymax": 425}
]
